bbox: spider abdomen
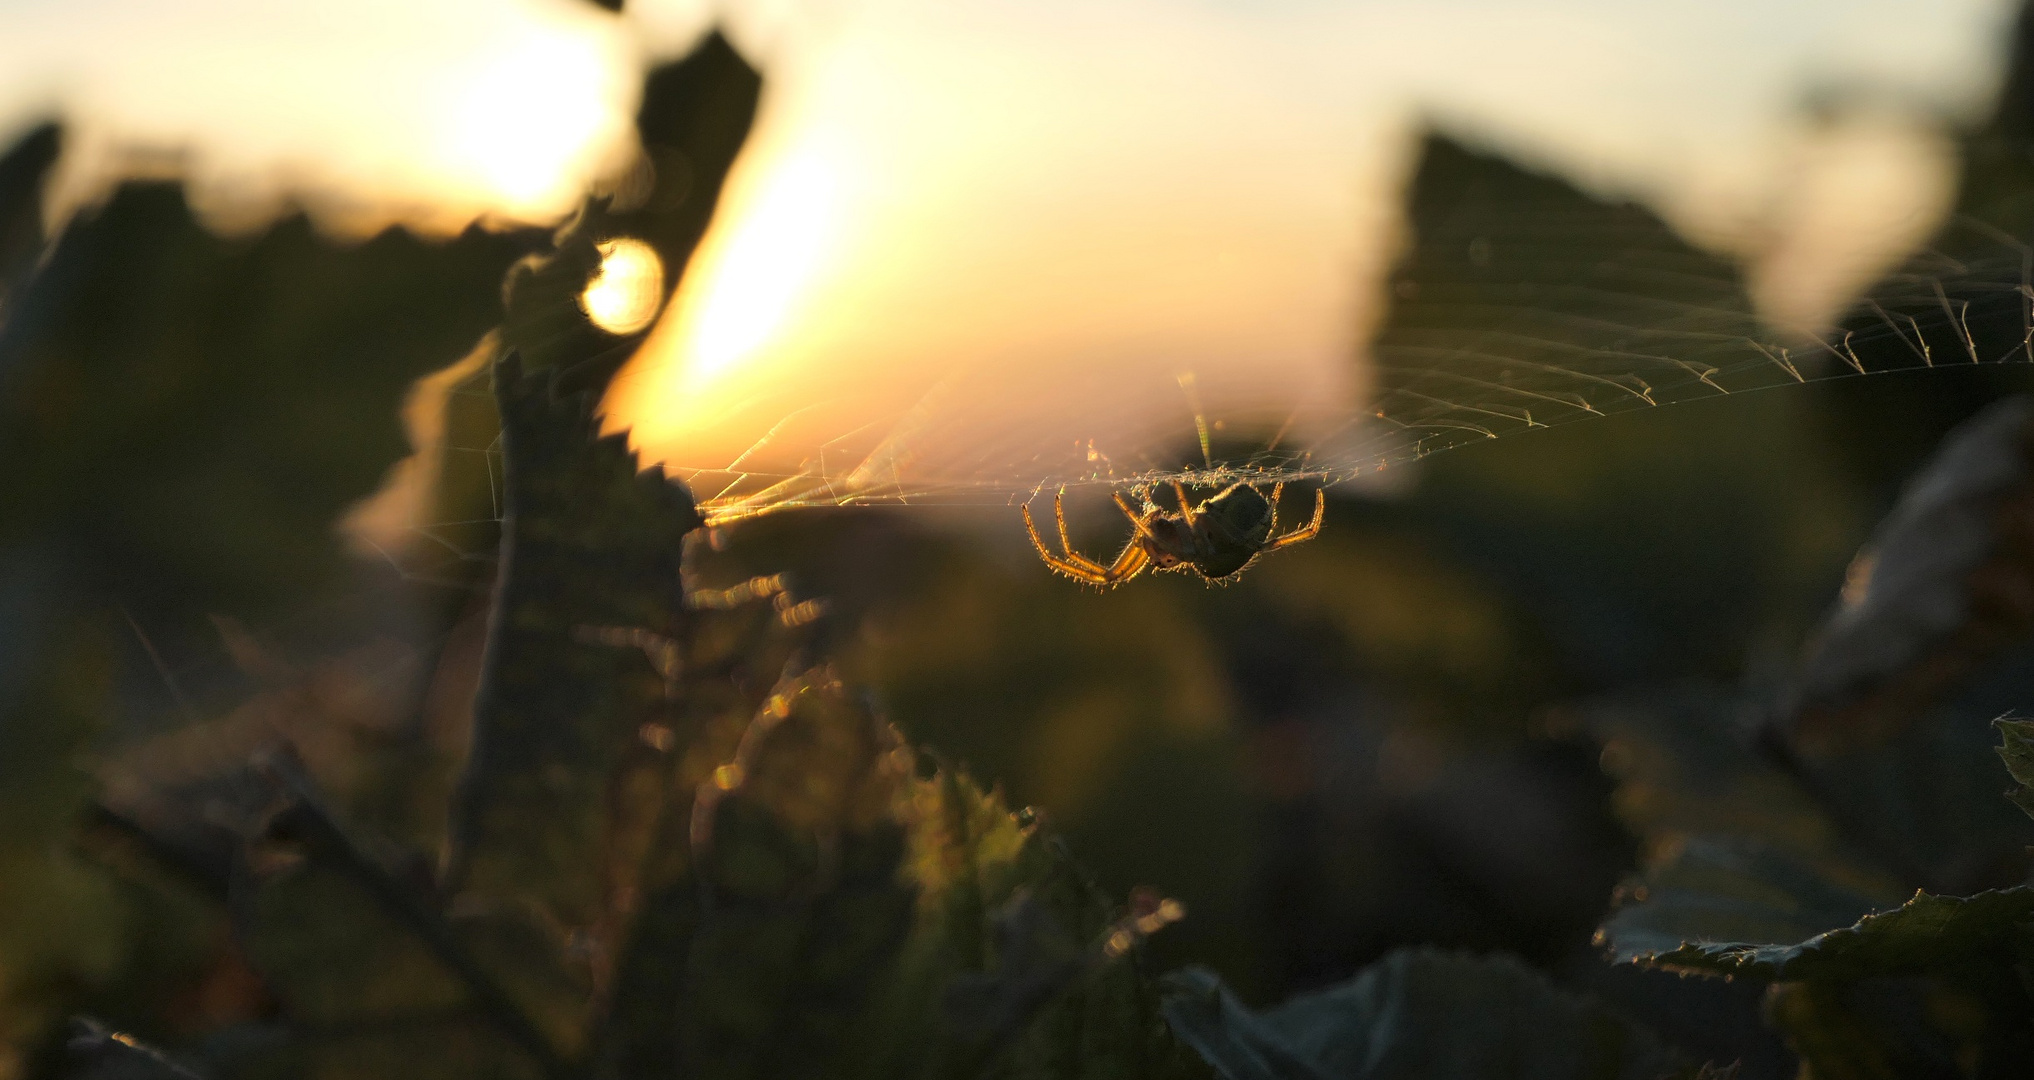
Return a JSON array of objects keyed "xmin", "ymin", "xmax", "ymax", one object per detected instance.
[
  {"xmin": 1022, "ymin": 481, "xmax": 1320, "ymax": 586},
  {"xmin": 1188, "ymin": 484, "xmax": 1276, "ymax": 578}
]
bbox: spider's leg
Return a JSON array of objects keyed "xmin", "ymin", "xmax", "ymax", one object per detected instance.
[
  {"xmin": 1113, "ymin": 491, "xmax": 1163, "ymax": 543},
  {"xmin": 1024, "ymin": 500, "xmax": 1111, "ymax": 577},
  {"xmin": 1171, "ymin": 481, "xmax": 1197, "ymax": 525},
  {"xmin": 1037, "ymin": 550, "xmax": 1117, "ymax": 585},
  {"xmin": 1267, "ymin": 482, "xmax": 1285, "ymax": 533},
  {"xmin": 1264, "ymin": 489, "xmax": 1326, "ymax": 551},
  {"xmin": 1094, "ymin": 545, "xmax": 1151, "ymax": 582},
  {"xmin": 1022, "ymin": 502, "xmax": 1150, "ymax": 584}
]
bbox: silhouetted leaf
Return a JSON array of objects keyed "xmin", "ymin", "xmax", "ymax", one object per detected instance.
[
  {"xmin": 0, "ymin": 179, "xmax": 539, "ymax": 633},
  {"xmin": 1162, "ymin": 949, "xmax": 1690, "ymax": 1080},
  {"xmin": 442, "ymin": 351, "xmax": 700, "ymax": 960},
  {"xmin": 0, "ymin": 122, "xmax": 58, "ymax": 311},
  {"xmin": 613, "ymin": 34, "xmax": 760, "ymax": 308},
  {"xmin": 1369, "ymin": 135, "xmax": 1776, "ymax": 464},
  {"xmin": 395, "ymin": 30, "xmax": 762, "ymax": 592},
  {"xmin": 1785, "ymin": 397, "xmax": 2034, "ymax": 752},
  {"xmin": 501, "ymin": 32, "xmax": 759, "ymax": 381}
]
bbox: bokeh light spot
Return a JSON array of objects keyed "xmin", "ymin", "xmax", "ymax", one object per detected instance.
[{"xmin": 581, "ymin": 237, "xmax": 666, "ymax": 335}]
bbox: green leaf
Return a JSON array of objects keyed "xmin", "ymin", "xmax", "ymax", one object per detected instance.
[
  {"xmin": 1993, "ymin": 716, "xmax": 2034, "ymax": 821},
  {"xmin": 851, "ymin": 771, "xmax": 1205, "ymax": 1080},
  {"xmin": 238, "ymin": 752, "xmax": 566, "ymax": 1080},
  {"xmin": 1161, "ymin": 949, "xmax": 1691, "ymax": 1080},
  {"xmin": 441, "ymin": 352, "xmax": 703, "ymax": 917},
  {"xmin": 55, "ymin": 1018, "xmax": 206, "ymax": 1080},
  {"xmin": 1597, "ymin": 838, "xmax": 1891, "ymax": 970},
  {"xmin": 649, "ymin": 674, "xmax": 918, "ymax": 1080},
  {"xmin": 1626, "ymin": 885, "xmax": 2034, "ymax": 982}
]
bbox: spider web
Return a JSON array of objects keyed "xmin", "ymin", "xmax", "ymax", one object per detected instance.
[
  {"xmin": 661, "ymin": 145, "xmax": 2032, "ymax": 521},
  {"xmin": 387, "ymin": 121, "xmax": 2034, "ymax": 571}
]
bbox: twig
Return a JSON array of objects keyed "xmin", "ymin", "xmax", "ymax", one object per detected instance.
[{"xmin": 256, "ymin": 751, "xmax": 574, "ymax": 1080}]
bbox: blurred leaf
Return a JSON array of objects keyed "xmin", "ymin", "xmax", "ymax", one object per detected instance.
[
  {"xmin": 612, "ymin": 33, "xmax": 760, "ymax": 301},
  {"xmin": 1569, "ymin": 688, "xmax": 1906, "ymax": 962},
  {"xmin": 0, "ymin": 122, "xmax": 58, "ymax": 310},
  {"xmin": 1759, "ymin": 979, "xmax": 1959, "ymax": 1080},
  {"xmin": 1370, "ymin": 135, "xmax": 1775, "ymax": 463},
  {"xmin": 0, "ymin": 575, "xmax": 169, "ymax": 1073},
  {"xmin": 441, "ymin": 353, "xmax": 701, "ymax": 919},
  {"xmin": 1597, "ymin": 839, "xmax": 1893, "ymax": 970},
  {"xmin": 0, "ymin": 178, "xmax": 540, "ymax": 632},
  {"xmin": 639, "ymin": 676, "xmax": 915, "ymax": 1079},
  {"xmin": 856, "ymin": 771, "xmax": 1206, "ymax": 1080},
  {"xmin": 1567, "ymin": 688, "xmax": 1848, "ymax": 858},
  {"xmin": 1789, "ymin": 699, "xmax": 2034, "ymax": 897},
  {"xmin": 0, "ymin": 177, "xmax": 540, "ymax": 1058},
  {"xmin": 1761, "ymin": 394, "xmax": 2034, "ymax": 893},
  {"xmin": 1581, "ymin": 392, "xmax": 2034, "ymax": 1077},
  {"xmin": 53, "ymin": 1018, "xmax": 205, "ymax": 1080},
  {"xmin": 1784, "ymin": 397, "xmax": 2034, "ymax": 753},
  {"xmin": 1161, "ymin": 949, "xmax": 1690, "ymax": 1080},
  {"xmin": 236, "ymin": 750, "xmax": 564, "ymax": 1080},
  {"xmin": 1377, "ymin": 130, "xmax": 1865, "ymax": 691}
]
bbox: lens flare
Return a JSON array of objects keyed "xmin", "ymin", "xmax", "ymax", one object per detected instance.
[{"xmin": 581, "ymin": 237, "xmax": 665, "ymax": 335}]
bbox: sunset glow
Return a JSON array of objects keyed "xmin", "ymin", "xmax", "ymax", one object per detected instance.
[
  {"xmin": 665, "ymin": 140, "xmax": 843, "ymax": 393},
  {"xmin": 605, "ymin": 125, "xmax": 857, "ymax": 463},
  {"xmin": 7, "ymin": 0, "xmax": 2007, "ymax": 521},
  {"xmin": 441, "ymin": 24, "xmax": 635, "ymax": 220}
]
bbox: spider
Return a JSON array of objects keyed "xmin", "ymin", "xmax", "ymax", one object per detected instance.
[{"xmin": 1022, "ymin": 481, "xmax": 1325, "ymax": 586}]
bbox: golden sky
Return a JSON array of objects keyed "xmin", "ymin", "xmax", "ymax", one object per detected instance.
[{"xmin": 0, "ymin": 0, "xmax": 2018, "ymax": 516}]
